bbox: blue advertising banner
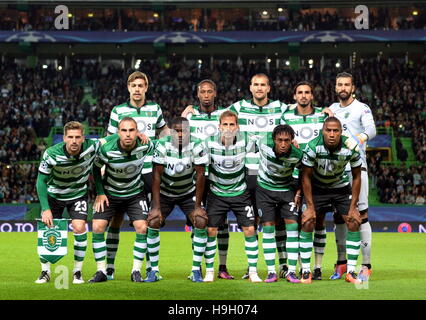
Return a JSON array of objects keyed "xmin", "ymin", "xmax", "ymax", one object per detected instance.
[
  {"xmin": 1, "ymin": 30, "xmax": 425, "ymax": 44},
  {"xmin": 1, "ymin": 205, "xmax": 425, "ymax": 232}
]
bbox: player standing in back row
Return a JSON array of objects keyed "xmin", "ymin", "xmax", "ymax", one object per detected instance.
[
  {"xmin": 228, "ymin": 73, "xmax": 288, "ymax": 279},
  {"xmin": 328, "ymin": 72, "xmax": 376, "ymax": 281},
  {"xmin": 105, "ymin": 71, "xmax": 168, "ymax": 280},
  {"xmin": 182, "ymin": 80, "xmax": 234, "ymax": 280}
]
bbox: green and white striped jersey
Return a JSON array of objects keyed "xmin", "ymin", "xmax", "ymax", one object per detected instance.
[
  {"xmin": 254, "ymin": 133, "xmax": 303, "ymax": 191},
  {"xmin": 107, "ymin": 100, "xmax": 166, "ymax": 174},
  {"xmin": 186, "ymin": 105, "xmax": 229, "ymax": 141},
  {"xmin": 205, "ymin": 132, "xmax": 254, "ymax": 197},
  {"xmin": 153, "ymin": 136, "xmax": 208, "ymax": 198},
  {"xmin": 229, "ymin": 99, "xmax": 287, "ymax": 172},
  {"xmin": 302, "ymin": 134, "xmax": 362, "ymax": 189},
  {"xmin": 281, "ymin": 106, "xmax": 327, "ymax": 179},
  {"xmin": 94, "ymin": 135, "xmax": 154, "ymax": 198},
  {"xmin": 186, "ymin": 105, "xmax": 229, "ymax": 176},
  {"xmin": 281, "ymin": 106, "xmax": 327, "ymax": 150},
  {"xmin": 38, "ymin": 139, "xmax": 101, "ymax": 201}
]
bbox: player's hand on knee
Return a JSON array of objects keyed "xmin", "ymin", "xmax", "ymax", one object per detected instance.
[
  {"xmin": 347, "ymin": 207, "xmax": 361, "ymax": 228},
  {"xmin": 302, "ymin": 207, "xmax": 316, "ymax": 226},
  {"xmin": 181, "ymin": 105, "xmax": 194, "ymax": 118},
  {"xmin": 41, "ymin": 209, "xmax": 53, "ymax": 228},
  {"xmin": 191, "ymin": 207, "xmax": 208, "ymax": 229},
  {"xmin": 147, "ymin": 207, "xmax": 163, "ymax": 229},
  {"xmin": 94, "ymin": 195, "xmax": 109, "ymax": 213}
]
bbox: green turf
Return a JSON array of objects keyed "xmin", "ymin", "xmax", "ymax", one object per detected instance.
[{"xmin": 0, "ymin": 232, "xmax": 425, "ymax": 300}]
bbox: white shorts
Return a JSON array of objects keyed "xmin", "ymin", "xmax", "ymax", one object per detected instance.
[{"xmin": 346, "ymin": 168, "xmax": 369, "ymax": 212}]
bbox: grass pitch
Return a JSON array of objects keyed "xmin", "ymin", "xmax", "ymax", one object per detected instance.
[{"xmin": 0, "ymin": 232, "xmax": 425, "ymax": 300}]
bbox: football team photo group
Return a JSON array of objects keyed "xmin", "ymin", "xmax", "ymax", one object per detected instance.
[{"xmin": 35, "ymin": 70, "xmax": 376, "ymax": 287}]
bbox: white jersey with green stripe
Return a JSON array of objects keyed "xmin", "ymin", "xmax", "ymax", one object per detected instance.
[
  {"xmin": 107, "ymin": 100, "xmax": 166, "ymax": 174},
  {"xmin": 302, "ymin": 134, "xmax": 362, "ymax": 189},
  {"xmin": 38, "ymin": 139, "xmax": 101, "ymax": 201},
  {"xmin": 94, "ymin": 135, "xmax": 154, "ymax": 198},
  {"xmin": 153, "ymin": 135, "xmax": 208, "ymax": 198},
  {"xmin": 254, "ymin": 133, "xmax": 303, "ymax": 191},
  {"xmin": 205, "ymin": 132, "xmax": 254, "ymax": 197},
  {"xmin": 229, "ymin": 99, "xmax": 288, "ymax": 172},
  {"xmin": 280, "ymin": 106, "xmax": 327, "ymax": 151}
]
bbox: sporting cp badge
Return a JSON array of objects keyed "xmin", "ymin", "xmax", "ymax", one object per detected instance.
[{"xmin": 42, "ymin": 229, "xmax": 62, "ymax": 252}]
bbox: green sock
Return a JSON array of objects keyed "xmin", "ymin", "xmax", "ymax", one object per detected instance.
[
  {"xmin": 245, "ymin": 235, "xmax": 259, "ymax": 273},
  {"xmin": 299, "ymin": 230, "xmax": 313, "ymax": 272},
  {"xmin": 285, "ymin": 223, "xmax": 299, "ymax": 272},
  {"xmin": 347, "ymin": 231, "xmax": 361, "ymax": 273},
  {"xmin": 192, "ymin": 228, "xmax": 207, "ymax": 271},
  {"xmin": 262, "ymin": 225, "xmax": 276, "ymax": 273},
  {"xmin": 147, "ymin": 227, "xmax": 160, "ymax": 271}
]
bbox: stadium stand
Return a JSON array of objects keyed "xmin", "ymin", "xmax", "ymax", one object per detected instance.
[
  {"xmin": 1, "ymin": 56, "xmax": 424, "ymax": 204},
  {"xmin": 0, "ymin": 6, "xmax": 424, "ymax": 32}
]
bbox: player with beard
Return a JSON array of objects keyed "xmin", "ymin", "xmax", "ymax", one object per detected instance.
[{"xmin": 328, "ymin": 73, "xmax": 376, "ymax": 281}]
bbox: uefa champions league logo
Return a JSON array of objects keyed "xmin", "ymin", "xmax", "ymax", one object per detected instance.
[
  {"xmin": 5, "ymin": 31, "xmax": 57, "ymax": 43},
  {"xmin": 303, "ymin": 31, "xmax": 354, "ymax": 43},
  {"xmin": 154, "ymin": 32, "xmax": 205, "ymax": 43}
]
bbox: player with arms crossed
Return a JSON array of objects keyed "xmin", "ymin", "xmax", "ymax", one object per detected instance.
[
  {"xmin": 254, "ymin": 125, "xmax": 304, "ymax": 283},
  {"xmin": 149, "ymin": 117, "xmax": 209, "ymax": 282},
  {"xmin": 182, "ymin": 80, "xmax": 234, "ymax": 280},
  {"xmin": 90, "ymin": 117, "xmax": 154, "ymax": 283},
  {"xmin": 301, "ymin": 117, "xmax": 363, "ymax": 284},
  {"xmin": 203, "ymin": 111, "xmax": 262, "ymax": 283},
  {"xmin": 328, "ymin": 72, "xmax": 376, "ymax": 280},
  {"xmin": 36, "ymin": 121, "xmax": 105, "ymax": 284},
  {"xmin": 105, "ymin": 71, "xmax": 168, "ymax": 280}
]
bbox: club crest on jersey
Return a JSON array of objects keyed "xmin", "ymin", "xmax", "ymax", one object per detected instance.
[
  {"xmin": 43, "ymin": 228, "xmax": 62, "ymax": 252},
  {"xmin": 344, "ymin": 112, "xmax": 350, "ymax": 119}
]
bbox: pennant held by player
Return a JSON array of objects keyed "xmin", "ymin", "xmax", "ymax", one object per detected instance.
[{"xmin": 37, "ymin": 219, "xmax": 68, "ymax": 264}]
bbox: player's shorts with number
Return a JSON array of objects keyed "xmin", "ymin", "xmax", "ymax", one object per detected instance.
[
  {"xmin": 206, "ymin": 190, "xmax": 254, "ymax": 228},
  {"xmin": 93, "ymin": 192, "xmax": 149, "ymax": 221},
  {"xmin": 256, "ymin": 186, "xmax": 298, "ymax": 223},
  {"xmin": 48, "ymin": 195, "xmax": 88, "ymax": 221}
]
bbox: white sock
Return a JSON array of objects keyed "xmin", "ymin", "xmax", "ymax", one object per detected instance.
[
  {"xmin": 360, "ymin": 221, "xmax": 372, "ymax": 265},
  {"xmin": 41, "ymin": 262, "xmax": 51, "ymax": 273},
  {"xmin": 96, "ymin": 261, "xmax": 106, "ymax": 273},
  {"xmin": 334, "ymin": 223, "xmax": 347, "ymax": 262},
  {"xmin": 132, "ymin": 259, "xmax": 143, "ymax": 272}
]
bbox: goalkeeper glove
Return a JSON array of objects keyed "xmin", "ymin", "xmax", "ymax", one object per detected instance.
[{"xmin": 355, "ymin": 133, "xmax": 368, "ymax": 144}]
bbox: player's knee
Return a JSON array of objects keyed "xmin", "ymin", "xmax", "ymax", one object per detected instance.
[
  {"xmin": 359, "ymin": 209, "xmax": 368, "ymax": 219},
  {"xmin": 147, "ymin": 211, "xmax": 162, "ymax": 229},
  {"xmin": 347, "ymin": 221, "xmax": 360, "ymax": 232},
  {"xmin": 92, "ymin": 221, "xmax": 105, "ymax": 233},
  {"xmin": 302, "ymin": 219, "xmax": 315, "ymax": 232},
  {"xmin": 243, "ymin": 226, "xmax": 255, "ymax": 237},
  {"xmin": 134, "ymin": 221, "xmax": 148, "ymax": 234}
]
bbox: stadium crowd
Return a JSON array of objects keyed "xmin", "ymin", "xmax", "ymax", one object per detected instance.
[
  {"xmin": 0, "ymin": 57, "xmax": 425, "ymax": 204},
  {"xmin": 0, "ymin": 7, "xmax": 424, "ymax": 32}
]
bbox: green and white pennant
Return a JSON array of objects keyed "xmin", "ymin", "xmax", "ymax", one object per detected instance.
[{"xmin": 37, "ymin": 219, "xmax": 68, "ymax": 264}]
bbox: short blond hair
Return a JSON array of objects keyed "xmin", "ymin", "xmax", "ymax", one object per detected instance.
[
  {"xmin": 63, "ymin": 121, "xmax": 84, "ymax": 135},
  {"xmin": 127, "ymin": 71, "xmax": 149, "ymax": 87},
  {"xmin": 219, "ymin": 110, "xmax": 238, "ymax": 124}
]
